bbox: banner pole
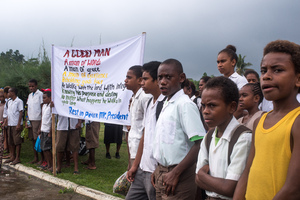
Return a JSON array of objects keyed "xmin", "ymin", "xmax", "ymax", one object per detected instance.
[
  {"xmin": 51, "ymin": 44, "xmax": 57, "ymax": 176},
  {"xmin": 52, "ymin": 113, "xmax": 56, "ymax": 176}
]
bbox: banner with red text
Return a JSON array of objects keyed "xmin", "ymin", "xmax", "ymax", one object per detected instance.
[{"xmin": 51, "ymin": 33, "xmax": 146, "ymax": 125}]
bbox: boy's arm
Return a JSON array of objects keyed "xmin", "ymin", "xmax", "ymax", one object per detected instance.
[
  {"xmin": 126, "ymin": 131, "xmax": 131, "ymax": 171},
  {"xmin": 197, "ymin": 165, "xmax": 237, "ymax": 197},
  {"xmin": 127, "ymin": 131, "xmax": 144, "ymax": 182},
  {"xmin": 273, "ymin": 115, "xmax": 300, "ymax": 200},
  {"xmin": 233, "ymin": 118, "xmax": 259, "ymax": 200},
  {"xmin": 16, "ymin": 110, "xmax": 23, "ymax": 131},
  {"xmin": 163, "ymin": 139, "xmax": 201, "ymax": 196}
]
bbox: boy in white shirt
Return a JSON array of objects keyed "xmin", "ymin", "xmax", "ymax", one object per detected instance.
[
  {"xmin": 152, "ymin": 59, "xmax": 206, "ymax": 199},
  {"xmin": 124, "ymin": 65, "xmax": 151, "ymax": 170},
  {"xmin": 126, "ymin": 61, "xmax": 164, "ymax": 200},
  {"xmin": 38, "ymin": 90, "xmax": 52, "ymax": 171},
  {"xmin": 3, "ymin": 87, "xmax": 23, "ymax": 165},
  {"xmin": 26, "ymin": 79, "xmax": 43, "ymax": 164},
  {"xmin": 195, "ymin": 76, "xmax": 252, "ymax": 199}
]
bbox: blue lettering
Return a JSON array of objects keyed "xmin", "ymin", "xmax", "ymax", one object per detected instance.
[
  {"xmin": 84, "ymin": 111, "xmax": 98, "ymax": 119},
  {"xmin": 106, "ymin": 111, "xmax": 128, "ymax": 120},
  {"xmin": 69, "ymin": 106, "xmax": 79, "ymax": 116}
]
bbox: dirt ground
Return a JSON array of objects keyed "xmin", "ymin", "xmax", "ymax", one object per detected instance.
[{"xmin": 0, "ymin": 168, "xmax": 94, "ymax": 200}]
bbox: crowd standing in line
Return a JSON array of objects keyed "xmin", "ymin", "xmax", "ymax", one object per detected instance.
[{"xmin": 1, "ymin": 39, "xmax": 300, "ymax": 200}]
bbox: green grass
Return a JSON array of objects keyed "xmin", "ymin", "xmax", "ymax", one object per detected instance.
[{"xmin": 20, "ymin": 123, "xmax": 127, "ymax": 199}]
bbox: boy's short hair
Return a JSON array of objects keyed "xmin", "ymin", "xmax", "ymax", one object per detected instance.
[
  {"xmin": 4, "ymin": 86, "xmax": 10, "ymax": 93},
  {"xmin": 9, "ymin": 87, "xmax": 18, "ymax": 96},
  {"xmin": 204, "ymin": 76, "xmax": 239, "ymax": 106},
  {"xmin": 142, "ymin": 61, "xmax": 161, "ymax": 81},
  {"xmin": 218, "ymin": 45, "xmax": 238, "ymax": 65},
  {"xmin": 263, "ymin": 40, "xmax": 300, "ymax": 74},
  {"xmin": 129, "ymin": 65, "xmax": 143, "ymax": 78},
  {"xmin": 29, "ymin": 79, "xmax": 38, "ymax": 85},
  {"xmin": 161, "ymin": 58, "xmax": 183, "ymax": 74},
  {"xmin": 244, "ymin": 69, "xmax": 260, "ymax": 81},
  {"xmin": 43, "ymin": 91, "xmax": 51, "ymax": 98}
]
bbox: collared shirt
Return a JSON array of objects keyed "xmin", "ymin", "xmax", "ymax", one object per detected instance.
[
  {"xmin": 229, "ymin": 72, "xmax": 248, "ymax": 90},
  {"xmin": 153, "ymin": 89, "xmax": 206, "ymax": 166},
  {"xmin": 140, "ymin": 94, "xmax": 165, "ymax": 173},
  {"xmin": 27, "ymin": 89, "xmax": 43, "ymax": 120},
  {"xmin": 4, "ymin": 97, "xmax": 23, "ymax": 126},
  {"xmin": 57, "ymin": 116, "xmax": 79, "ymax": 130},
  {"xmin": 41, "ymin": 103, "xmax": 52, "ymax": 132},
  {"xmin": 128, "ymin": 88, "xmax": 152, "ymax": 159},
  {"xmin": 196, "ymin": 117, "xmax": 252, "ymax": 199}
]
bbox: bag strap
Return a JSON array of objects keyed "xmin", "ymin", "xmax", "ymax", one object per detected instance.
[
  {"xmin": 205, "ymin": 124, "xmax": 251, "ymax": 166},
  {"xmin": 227, "ymin": 125, "xmax": 251, "ymax": 165},
  {"xmin": 205, "ymin": 128, "xmax": 214, "ymax": 154},
  {"xmin": 156, "ymin": 96, "xmax": 167, "ymax": 120},
  {"xmin": 146, "ymin": 97, "xmax": 153, "ymax": 109}
]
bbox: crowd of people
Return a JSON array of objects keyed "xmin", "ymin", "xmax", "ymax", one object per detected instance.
[{"xmin": 0, "ymin": 39, "xmax": 300, "ymax": 200}]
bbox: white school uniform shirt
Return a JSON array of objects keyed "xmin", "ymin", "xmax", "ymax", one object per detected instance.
[
  {"xmin": 128, "ymin": 88, "xmax": 152, "ymax": 159},
  {"xmin": 27, "ymin": 89, "xmax": 43, "ymax": 120},
  {"xmin": 196, "ymin": 117, "xmax": 252, "ymax": 199},
  {"xmin": 229, "ymin": 72, "xmax": 248, "ymax": 90},
  {"xmin": 153, "ymin": 89, "xmax": 206, "ymax": 167},
  {"xmin": 4, "ymin": 97, "xmax": 24, "ymax": 126},
  {"xmin": 140, "ymin": 94, "xmax": 165, "ymax": 173},
  {"xmin": 259, "ymin": 97, "xmax": 273, "ymax": 112},
  {"xmin": 57, "ymin": 116, "xmax": 79, "ymax": 131},
  {"xmin": 41, "ymin": 103, "xmax": 52, "ymax": 133}
]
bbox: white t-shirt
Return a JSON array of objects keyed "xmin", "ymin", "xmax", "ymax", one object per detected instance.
[
  {"xmin": 140, "ymin": 94, "xmax": 165, "ymax": 173},
  {"xmin": 196, "ymin": 117, "xmax": 252, "ymax": 199},
  {"xmin": 229, "ymin": 72, "xmax": 248, "ymax": 90},
  {"xmin": 5, "ymin": 97, "xmax": 24, "ymax": 126},
  {"xmin": 41, "ymin": 103, "xmax": 52, "ymax": 132},
  {"xmin": 27, "ymin": 89, "xmax": 43, "ymax": 120},
  {"xmin": 153, "ymin": 89, "xmax": 206, "ymax": 166},
  {"xmin": 57, "ymin": 116, "xmax": 79, "ymax": 130},
  {"xmin": 128, "ymin": 88, "xmax": 152, "ymax": 159}
]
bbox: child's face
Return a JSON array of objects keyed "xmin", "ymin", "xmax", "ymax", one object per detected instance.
[
  {"xmin": 28, "ymin": 82, "xmax": 37, "ymax": 93},
  {"xmin": 124, "ymin": 70, "xmax": 141, "ymax": 92},
  {"xmin": 0, "ymin": 93, "xmax": 4, "ymax": 103},
  {"xmin": 239, "ymin": 85, "xmax": 258, "ymax": 110},
  {"xmin": 217, "ymin": 52, "xmax": 235, "ymax": 77},
  {"xmin": 158, "ymin": 64, "xmax": 185, "ymax": 99},
  {"xmin": 43, "ymin": 94, "xmax": 51, "ymax": 104},
  {"xmin": 246, "ymin": 73, "xmax": 259, "ymax": 83},
  {"xmin": 8, "ymin": 89, "xmax": 15, "ymax": 98},
  {"xmin": 201, "ymin": 88, "xmax": 236, "ymax": 128},
  {"xmin": 141, "ymin": 71, "xmax": 158, "ymax": 94},
  {"xmin": 261, "ymin": 52, "xmax": 300, "ymax": 101},
  {"xmin": 199, "ymin": 79, "xmax": 206, "ymax": 96}
]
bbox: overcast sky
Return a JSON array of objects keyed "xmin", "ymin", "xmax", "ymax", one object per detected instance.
[{"xmin": 1, "ymin": 0, "xmax": 299, "ymax": 80}]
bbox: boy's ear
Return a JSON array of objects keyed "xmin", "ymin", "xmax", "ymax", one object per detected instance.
[
  {"xmin": 137, "ymin": 77, "xmax": 143, "ymax": 84},
  {"xmin": 295, "ymin": 73, "xmax": 300, "ymax": 88},
  {"xmin": 229, "ymin": 101, "xmax": 237, "ymax": 114},
  {"xmin": 179, "ymin": 73, "xmax": 186, "ymax": 84}
]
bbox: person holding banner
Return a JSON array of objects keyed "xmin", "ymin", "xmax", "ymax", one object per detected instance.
[
  {"xmin": 55, "ymin": 114, "xmax": 81, "ymax": 174},
  {"xmin": 125, "ymin": 65, "xmax": 151, "ymax": 170},
  {"xmin": 82, "ymin": 120, "xmax": 100, "ymax": 170},
  {"xmin": 126, "ymin": 61, "xmax": 165, "ymax": 200},
  {"xmin": 151, "ymin": 59, "xmax": 206, "ymax": 199}
]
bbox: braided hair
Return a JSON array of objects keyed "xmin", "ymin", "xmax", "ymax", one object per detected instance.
[{"xmin": 244, "ymin": 82, "xmax": 263, "ymax": 104}]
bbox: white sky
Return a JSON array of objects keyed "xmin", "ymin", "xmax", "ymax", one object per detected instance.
[{"xmin": 1, "ymin": 0, "xmax": 299, "ymax": 80}]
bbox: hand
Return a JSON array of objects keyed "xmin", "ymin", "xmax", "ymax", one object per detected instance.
[
  {"xmin": 16, "ymin": 124, "xmax": 21, "ymax": 131},
  {"xmin": 151, "ymin": 173, "xmax": 156, "ymax": 187},
  {"xmin": 50, "ymin": 101, "xmax": 54, "ymax": 108},
  {"xmin": 200, "ymin": 164, "xmax": 209, "ymax": 174},
  {"xmin": 127, "ymin": 166, "xmax": 138, "ymax": 182},
  {"xmin": 37, "ymin": 129, "xmax": 41, "ymax": 135},
  {"xmin": 162, "ymin": 170, "xmax": 180, "ymax": 196},
  {"xmin": 126, "ymin": 126, "xmax": 131, "ymax": 132},
  {"xmin": 75, "ymin": 122, "xmax": 81, "ymax": 129}
]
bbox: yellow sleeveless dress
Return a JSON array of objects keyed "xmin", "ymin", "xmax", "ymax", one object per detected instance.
[{"xmin": 245, "ymin": 106, "xmax": 300, "ymax": 199}]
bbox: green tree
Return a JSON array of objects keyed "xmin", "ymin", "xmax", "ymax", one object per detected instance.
[{"xmin": 236, "ymin": 54, "xmax": 252, "ymax": 75}]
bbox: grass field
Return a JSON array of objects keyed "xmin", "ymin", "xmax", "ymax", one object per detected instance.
[{"xmin": 19, "ymin": 123, "xmax": 128, "ymax": 199}]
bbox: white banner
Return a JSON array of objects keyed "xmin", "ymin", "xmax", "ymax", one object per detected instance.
[{"xmin": 51, "ymin": 33, "xmax": 146, "ymax": 125}]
